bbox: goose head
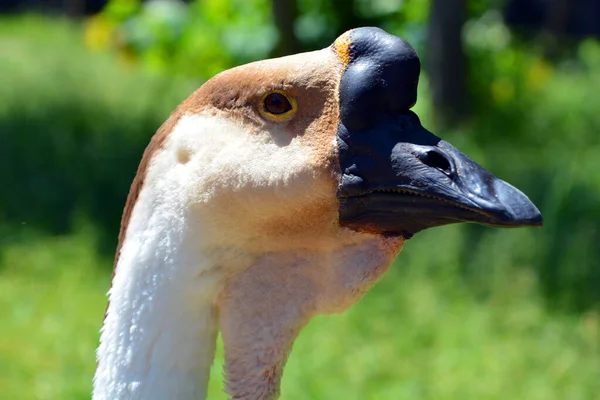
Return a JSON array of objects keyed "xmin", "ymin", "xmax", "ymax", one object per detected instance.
[{"xmin": 94, "ymin": 27, "xmax": 541, "ymax": 400}]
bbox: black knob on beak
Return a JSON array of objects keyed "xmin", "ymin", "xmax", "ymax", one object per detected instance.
[{"xmin": 337, "ymin": 27, "xmax": 421, "ymax": 130}]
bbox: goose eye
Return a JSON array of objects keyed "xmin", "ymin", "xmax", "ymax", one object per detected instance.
[
  {"xmin": 259, "ymin": 91, "xmax": 297, "ymax": 122},
  {"xmin": 264, "ymin": 93, "xmax": 291, "ymax": 114}
]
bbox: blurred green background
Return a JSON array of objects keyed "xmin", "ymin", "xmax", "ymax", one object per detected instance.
[{"xmin": 1, "ymin": 0, "xmax": 599, "ymax": 399}]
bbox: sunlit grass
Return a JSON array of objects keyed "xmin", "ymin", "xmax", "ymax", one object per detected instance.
[
  {"xmin": 1, "ymin": 229, "xmax": 597, "ymax": 400},
  {"xmin": 0, "ymin": 230, "xmax": 109, "ymax": 400}
]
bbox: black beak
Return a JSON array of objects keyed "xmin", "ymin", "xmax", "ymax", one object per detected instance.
[{"xmin": 334, "ymin": 28, "xmax": 542, "ymax": 238}]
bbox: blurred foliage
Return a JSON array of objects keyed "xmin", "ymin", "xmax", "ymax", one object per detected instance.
[
  {"xmin": 90, "ymin": 0, "xmax": 433, "ymax": 77},
  {"xmin": 0, "ymin": 15, "xmax": 200, "ymax": 251},
  {"xmin": 87, "ymin": 0, "xmax": 275, "ymax": 79},
  {"xmin": 459, "ymin": 11, "xmax": 600, "ymax": 311},
  {"xmin": 1, "ymin": 4, "xmax": 600, "ymax": 399}
]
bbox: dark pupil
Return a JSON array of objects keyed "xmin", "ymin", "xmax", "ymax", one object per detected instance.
[{"xmin": 264, "ymin": 93, "xmax": 292, "ymax": 115}]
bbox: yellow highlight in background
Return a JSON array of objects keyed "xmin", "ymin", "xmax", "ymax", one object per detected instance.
[{"xmin": 83, "ymin": 15, "xmax": 114, "ymax": 51}]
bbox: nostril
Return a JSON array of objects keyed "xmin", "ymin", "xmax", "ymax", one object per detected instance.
[{"xmin": 419, "ymin": 149, "xmax": 453, "ymax": 175}]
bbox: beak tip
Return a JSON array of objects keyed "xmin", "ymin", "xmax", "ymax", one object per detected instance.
[
  {"xmin": 521, "ymin": 211, "xmax": 543, "ymax": 228},
  {"xmin": 503, "ymin": 202, "xmax": 543, "ymax": 228},
  {"xmin": 493, "ymin": 209, "xmax": 543, "ymax": 228},
  {"xmin": 532, "ymin": 211, "xmax": 543, "ymax": 226},
  {"xmin": 494, "ymin": 179, "xmax": 543, "ymax": 228},
  {"xmin": 509, "ymin": 199, "xmax": 543, "ymax": 226}
]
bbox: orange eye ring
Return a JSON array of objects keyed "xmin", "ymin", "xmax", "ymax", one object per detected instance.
[{"xmin": 259, "ymin": 90, "xmax": 297, "ymax": 123}]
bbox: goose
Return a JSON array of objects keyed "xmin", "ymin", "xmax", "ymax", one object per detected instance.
[{"xmin": 93, "ymin": 27, "xmax": 542, "ymax": 400}]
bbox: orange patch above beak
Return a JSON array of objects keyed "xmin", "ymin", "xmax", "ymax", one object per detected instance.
[{"xmin": 332, "ymin": 30, "xmax": 352, "ymax": 70}]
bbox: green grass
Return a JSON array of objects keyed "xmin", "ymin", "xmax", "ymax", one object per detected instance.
[
  {"xmin": 0, "ymin": 230, "xmax": 109, "ymax": 400},
  {"xmin": 0, "ymin": 229, "xmax": 598, "ymax": 400}
]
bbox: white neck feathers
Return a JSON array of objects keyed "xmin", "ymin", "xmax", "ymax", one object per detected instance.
[{"xmin": 93, "ymin": 174, "xmax": 224, "ymax": 399}]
